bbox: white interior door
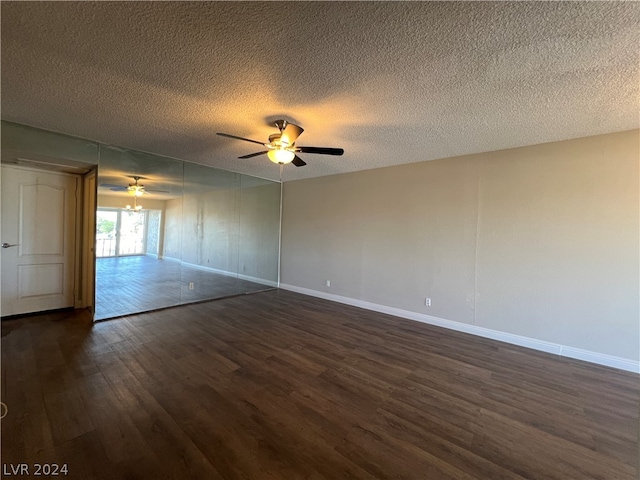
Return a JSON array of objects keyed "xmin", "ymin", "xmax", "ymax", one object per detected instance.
[{"xmin": 1, "ymin": 166, "xmax": 78, "ymax": 316}]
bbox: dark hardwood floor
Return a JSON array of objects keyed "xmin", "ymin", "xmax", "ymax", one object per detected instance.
[
  {"xmin": 2, "ymin": 290, "xmax": 638, "ymax": 479},
  {"xmin": 95, "ymin": 255, "xmax": 272, "ymax": 320}
]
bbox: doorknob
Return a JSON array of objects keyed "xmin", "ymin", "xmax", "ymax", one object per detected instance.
[{"xmin": 1, "ymin": 243, "xmax": 18, "ymax": 248}]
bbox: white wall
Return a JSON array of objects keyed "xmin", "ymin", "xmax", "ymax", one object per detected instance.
[{"xmin": 281, "ymin": 130, "xmax": 639, "ymax": 370}]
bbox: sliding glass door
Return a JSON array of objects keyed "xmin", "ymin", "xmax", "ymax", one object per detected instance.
[
  {"xmin": 96, "ymin": 208, "xmax": 146, "ymax": 258},
  {"xmin": 118, "ymin": 210, "xmax": 146, "ymax": 255}
]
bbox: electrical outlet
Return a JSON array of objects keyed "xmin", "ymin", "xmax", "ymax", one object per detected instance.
[
  {"xmin": 189, "ymin": 282, "xmax": 195, "ymax": 290},
  {"xmin": 425, "ymin": 298, "xmax": 431, "ymax": 307},
  {"xmin": 326, "ymin": 280, "xmax": 331, "ymax": 287}
]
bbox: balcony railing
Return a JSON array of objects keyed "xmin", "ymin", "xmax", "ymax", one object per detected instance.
[
  {"xmin": 96, "ymin": 236, "xmax": 145, "ymax": 258},
  {"xmin": 96, "ymin": 237, "xmax": 116, "ymax": 258}
]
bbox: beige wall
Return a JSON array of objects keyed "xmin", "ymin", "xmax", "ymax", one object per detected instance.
[
  {"xmin": 97, "ymin": 194, "xmax": 166, "ymax": 211},
  {"xmin": 162, "ymin": 184, "xmax": 280, "ymax": 283},
  {"xmin": 2, "ymin": 120, "xmax": 99, "ymax": 165},
  {"xmin": 180, "ymin": 189, "xmax": 241, "ymax": 272},
  {"xmin": 238, "ymin": 183, "xmax": 281, "ymax": 282},
  {"xmin": 281, "ymin": 130, "xmax": 639, "ymax": 363},
  {"xmin": 163, "ymin": 197, "xmax": 183, "ymax": 260}
]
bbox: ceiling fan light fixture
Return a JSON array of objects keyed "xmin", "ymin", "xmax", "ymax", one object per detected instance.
[
  {"xmin": 127, "ymin": 176, "xmax": 145, "ymax": 196},
  {"xmin": 267, "ymin": 149, "xmax": 295, "ymax": 164},
  {"xmin": 127, "ymin": 187, "xmax": 144, "ymax": 197},
  {"xmin": 217, "ymin": 120, "xmax": 342, "ymax": 168}
]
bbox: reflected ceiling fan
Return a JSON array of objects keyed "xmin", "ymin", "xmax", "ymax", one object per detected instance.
[
  {"xmin": 100, "ymin": 176, "xmax": 169, "ymax": 197},
  {"xmin": 217, "ymin": 120, "xmax": 344, "ymax": 167}
]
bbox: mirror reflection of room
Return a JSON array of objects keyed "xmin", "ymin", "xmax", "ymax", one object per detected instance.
[
  {"xmin": 95, "ymin": 147, "xmax": 183, "ymax": 319},
  {"xmin": 95, "ymin": 145, "xmax": 280, "ymax": 321}
]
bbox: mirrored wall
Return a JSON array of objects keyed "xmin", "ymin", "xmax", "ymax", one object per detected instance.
[
  {"xmin": 1, "ymin": 121, "xmax": 281, "ymax": 321},
  {"xmin": 95, "ymin": 145, "xmax": 280, "ymax": 320}
]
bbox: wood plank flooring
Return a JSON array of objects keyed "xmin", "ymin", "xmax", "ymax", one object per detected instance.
[
  {"xmin": 95, "ymin": 255, "xmax": 272, "ymax": 320},
  {"xmin": 2, "ymin": 289, "xmax": 638, "ymax": 479}
]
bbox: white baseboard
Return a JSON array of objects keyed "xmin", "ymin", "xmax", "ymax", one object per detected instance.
[
  {"xmin": 142, "ymin": 256, "xmax": 277, "ymax": 287},
  {"xmin": 160, "ymin": 255, "xmax": 181, "ymax": 263},
  {"xmin": 182, "ymin": 261, "xmax": 278, "ymax": 288},
  {"xmin": 279, "ymin": 284, "xmax": 639, "ymax": 374}
]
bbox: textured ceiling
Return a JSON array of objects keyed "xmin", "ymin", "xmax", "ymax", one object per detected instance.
[{"xmin": 2, "ymin": 2, "xmax": 638, "ymax": 182}]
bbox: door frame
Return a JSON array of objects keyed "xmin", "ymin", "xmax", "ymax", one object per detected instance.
[
  {"xmin": 1, "ymin": 163, "xmax": 95, "ymax": 316},
  {"xmin": 80, "ymin": 168, "xmax": 97, "ymax": 312}
]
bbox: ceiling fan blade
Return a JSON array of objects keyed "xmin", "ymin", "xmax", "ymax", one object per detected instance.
[
  {"xmin": 280, "ymin": 123, "xmax": 304, "ymax": 146},
  {"xmin": 297, "ymin": 146, "xmax": 344, "ymax": 156},
  {"xmin": 217, "ymin": 132, "xmax": 266, "ymax": 146},
  {"xmin": 239, "ymin": 151, "xmax": 269, "ymax": 159},
  {"xmin": 291, "ymin": 156, "xmax": 307, "ymax": 167}
]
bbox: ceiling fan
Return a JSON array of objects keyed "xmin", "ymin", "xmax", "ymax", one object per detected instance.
[
  {"xmin": 99, "ymin": 176, "xmax": 169, "ymax": 196},
  {"xmin": 217, "ymin": 120, "xmax": 344, "ymax": 167}
]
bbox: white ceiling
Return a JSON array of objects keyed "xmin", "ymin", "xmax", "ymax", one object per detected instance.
[{"xmin": 1, "ymin": 2, "xmax": 638, "ymax": 182}]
